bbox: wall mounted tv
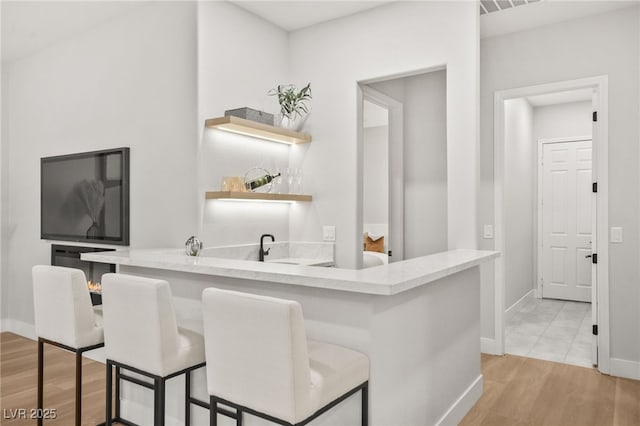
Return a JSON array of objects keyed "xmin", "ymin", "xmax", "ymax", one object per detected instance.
[{"xmin": 41, "ymin": 148, "xmax": 130, "ymax": 245}]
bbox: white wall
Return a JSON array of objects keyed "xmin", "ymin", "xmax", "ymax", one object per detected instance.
[
  {"xmin": 288, "ymin": 1, "xmax": 479, "ymax": 267},
  {"xmin": 197, "ymin": 1, "xmax": 291, "ymax": 248},
  {"xmin": 480, "ymin": 6, "xmax": 640, "ymax": 367},
  {"xmin": 403, "ymin": 70, "xmax": 448, "ymax": 258},
  {"xmin": 1, "ymin": 2, "xmax": 197, "ymax": 327},
  {"xmin": 503, "ymin": 98, "xmax": 534, "ymax": 308},
  {"xmin": 363, "ymin": 125, "xmax": 388, "ymax": 225},
  {"xmin": 533, "ymin": 101, "xmax": 592, "ymax": 142},
  {"xmin": 371, "ymin": 70, "xmax": 449, "ymax": 259}
]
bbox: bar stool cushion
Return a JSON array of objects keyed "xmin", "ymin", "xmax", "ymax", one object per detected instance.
[
  {"xmin": 102, "ymin": 273, "xmax": 205, "ymax": 377},
  {"xmin": 307, "ymin": 339, "xmax": 370, "ymax": 410},
  {"xmin": 32, "ymin": 265, "xmax": 104, "ymax": 349},
  {"xmin": 202, "ymin": 288, "xmax": 370, "ymax": 424}
]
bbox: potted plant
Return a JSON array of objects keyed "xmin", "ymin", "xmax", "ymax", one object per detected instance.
[{"xmin": 268, "ymin": 82, "xmax": 312, "ymax": 131}]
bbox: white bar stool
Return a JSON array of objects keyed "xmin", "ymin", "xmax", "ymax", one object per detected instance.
[
  {"xmin": 32, "ymin": 265, "xmax": 105, "ymax": 426},
  {"xmin": 202, "ymin": 288, "xmax": 370, "ymax": 426},
  {"xmin": 101, "ymin": 273, "xmax": 206, "ymax": 426}
]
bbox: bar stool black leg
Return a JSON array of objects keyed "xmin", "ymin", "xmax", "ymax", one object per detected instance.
[
  {"xmin": 154, "ymin": 377, "xmax": 165, "ymax": 426},
  {"xmin": 37, "ymin": 339, "xmax": 44, "ymax": 426},
  {"xmin": 75, "ymin": 351, "xmax": 82, "ymax": 426},
  {"xmin": 105, "ymin": 361, "xmax": 113, "ymax": 426},
  {"xmin": 362, "ymin": 382, "xmax": 368, "ymax": 426},
  {"xmin": 101, "ymin": 362, "xmax": 206, "ymax": 426},
  {"xmin": 185, "ymin": 370, "xmax": 191, "ymax": 426},
  {"xmin": 154, "ymin": 377, "xmax": 159, "ymax": 426},
  {"xmin": 210, "ymin": 396, "xmax": 217, "ymax": 426},
  {"xmin": 115, "ymin": 366, "xmax": 121, "ymax": 419},
  {"xmin": 237, "ymin": 408, "xmax": 242, "ymax": 426}
]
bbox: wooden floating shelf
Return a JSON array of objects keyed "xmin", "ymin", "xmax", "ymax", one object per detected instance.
[
  {"xmin": 205, "ymin": 116, "xmax": 312, "ymax": 145},
  {"xmin": 205, "ymin": 191, "xmax": 312, "ymax": 202}
]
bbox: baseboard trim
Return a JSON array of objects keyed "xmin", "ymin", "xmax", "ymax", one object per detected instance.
[
  {"xmin": 436, "ymin": 374, "xmax": 483, "ymax": 426},
  {"xmin": 481, "ymin": 337, "xmax": 499, "ymax": 355},
  {"xmin": 506, "ymin": 289, "xmax": 535, "ymax": 318},
  {"xmin": 1, "ymin": 319, "xmax": 36, "ymax": 340},
  {"xmin": 610, "ymin": 358, "xmax": 640, "ymax": 380}
]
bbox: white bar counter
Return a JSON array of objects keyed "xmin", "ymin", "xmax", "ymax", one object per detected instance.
[
  {"xmin": 83, "ymin": 248, "xmax": 497, "ymax": 426},
  {"xmin": 83, "ymin": 248, "xmax": 496, "ymax": 295}
]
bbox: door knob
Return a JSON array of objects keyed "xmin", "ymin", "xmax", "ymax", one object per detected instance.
[{"xmin": 585, "ymin": 254, "xmax": 592, "ymax": 258}]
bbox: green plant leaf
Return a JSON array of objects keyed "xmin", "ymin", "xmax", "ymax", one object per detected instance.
[{"xmin": 268, "ymin": 83, "xmax": 312, "ymax": 118}]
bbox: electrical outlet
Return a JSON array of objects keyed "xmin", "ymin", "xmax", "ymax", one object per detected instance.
[
  {"xmin": 611, "ymin": 227, "xmax": 623, "ymax": 243},
  {"xmin": 323, "ymin": 226, "xmax": 336, "ymax": 242},
  {"xmin": 483, "ymin": 225, "xmax": 494, "ymax": 239}
]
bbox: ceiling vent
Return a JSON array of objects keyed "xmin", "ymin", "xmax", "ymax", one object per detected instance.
[{"xmin": 480, "ymin": 0, "xmax": 542, "ymax": 15}]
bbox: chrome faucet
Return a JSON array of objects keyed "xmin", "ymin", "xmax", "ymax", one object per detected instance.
[{"xmin": 259, "ymin": 234, "xmax": 275, "ymax": 262}]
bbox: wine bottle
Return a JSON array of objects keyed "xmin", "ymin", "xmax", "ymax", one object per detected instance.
[{"xmin": 244, "ymin": 172, "xmax": 281, "ymax": 192}]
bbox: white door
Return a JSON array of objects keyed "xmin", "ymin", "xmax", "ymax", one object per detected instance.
[{"xmin": 541, "ymin": 140, "xmax": 593, "ymax": 302}]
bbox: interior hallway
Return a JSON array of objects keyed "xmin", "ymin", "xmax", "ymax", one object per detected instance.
[{"xmin": 506, "ymin": 292, "xmax": 592, "ymax": 367}]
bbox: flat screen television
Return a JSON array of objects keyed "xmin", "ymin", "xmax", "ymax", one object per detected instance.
[{"xmin": 41, "ymin": 148, "xmax": 130, "ymax": 245}]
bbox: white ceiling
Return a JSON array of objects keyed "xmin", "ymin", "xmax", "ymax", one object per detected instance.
[
  {"xmin": 2, "ymin": 1, "xmax": 637, "ymax": 63},
  {"xmin": 480, "ymin": 0, "xmax": 541, "ymax": 16},
  {"xmin": 526, "ymin": 88, "xmax": 593, "ymax": 107},
  {"xmin": 1, "ymin": 1, "xmax": 148, "ymax": 63},
  {"xmin": 230, "ymin": 1, "xmax": 395, "ymax": 32},
  {"xmin": 234, "ymin": 0, "xmax": 638, "ymax": 38},
  {"xmin": 480, "ymin": 0, "xmax": 636, "ymax": 39}
]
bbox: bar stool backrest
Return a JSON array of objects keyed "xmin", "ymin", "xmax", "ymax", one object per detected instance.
[
  {"xmin": 202, "ymin": 288, "xmax": 313, "ymax": 424},
  {"xmin": 102, "ymin": 273, "xmax": 180, "ymax": 376},
  {"xmin": 32, "ymin": 265, "xmax": 100, "ymax": 348}
]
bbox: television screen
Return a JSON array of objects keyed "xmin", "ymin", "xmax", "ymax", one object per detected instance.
[{"xmin": 41, "ymin": 148, "xmax": 130, "ymax": 245}]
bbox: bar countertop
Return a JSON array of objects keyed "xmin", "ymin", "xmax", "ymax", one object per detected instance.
[{"xmin": 82, "ymin": 248, "xmax": 498, "ymax": 296}]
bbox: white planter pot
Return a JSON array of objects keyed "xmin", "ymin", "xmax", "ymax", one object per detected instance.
[{"xmin": 279, "ymin": 114, "xmax": 309, "ymax": 132}]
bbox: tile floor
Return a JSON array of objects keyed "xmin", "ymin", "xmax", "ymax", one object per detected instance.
[{"xmin": 505, "ymin": 292, "xmax": 594, "ymax": 368}]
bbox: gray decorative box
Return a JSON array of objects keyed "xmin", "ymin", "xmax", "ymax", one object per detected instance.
[{"xmin": 224, "ymin": 107, "xmax": 274, "ymax": 125}]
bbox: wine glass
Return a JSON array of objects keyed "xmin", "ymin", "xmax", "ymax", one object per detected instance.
[
  {"xmin": 274, "ymin": 167, "xmax": 283, "ymax": 193},
  {"xmin": 295, "ymin": 171, "xmax": 303, "ymax": 194},
  {"xmin": 289, "ymin": 168, "xmax": 301, "ymax": 194},
  {"xmin": 287, "ymin": 168, "xmax": 295, "ymax": 194}
]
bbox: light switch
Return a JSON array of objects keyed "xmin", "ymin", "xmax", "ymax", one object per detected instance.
[
  {"xmin": 611, "ymin": 227, "xmax": 623, "ymax": 243},
  {"xmin": 323, "ymin": 225, "xmax": 336, "ymax": 242},
  {"xmin": 483, "ymin": 225, "xmax": 494, "ymax": 239}
]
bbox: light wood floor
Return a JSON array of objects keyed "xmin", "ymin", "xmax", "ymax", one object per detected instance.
[
  {"xmin": 3, "ymin": 332, "xmax": 640, "ymax": 425},
  {"xmin": 1, "ymin": 332, "xmax": 107, "ymax": 425},
  {"xmin": 462, "ymin": 353, "xmax": 640, "ymax": 426}
]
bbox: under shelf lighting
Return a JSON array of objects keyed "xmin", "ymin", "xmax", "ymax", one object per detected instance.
[
  {"xmin": 205, "ymin": 116, "xmax": 312, "ymax": 145},
  {"xmin": 212, "ymin": 198, "xmax": 295, "ymax": 204},
  {"xmin": 205, "ymin": 191, "xmax": 312, "ymax": 203}
]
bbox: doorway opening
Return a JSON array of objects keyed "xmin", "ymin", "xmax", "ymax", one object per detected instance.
[
  {"xmin": 362, "ymin": 97, "xmax": 391, "ymax": 267},
  {"xmin": 493, "ymin": 76, "xmax": 610, "ymax": 374},
  {"xmin": 356, "ymin": 67, "xmax": 448, "ymax": 269}
]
